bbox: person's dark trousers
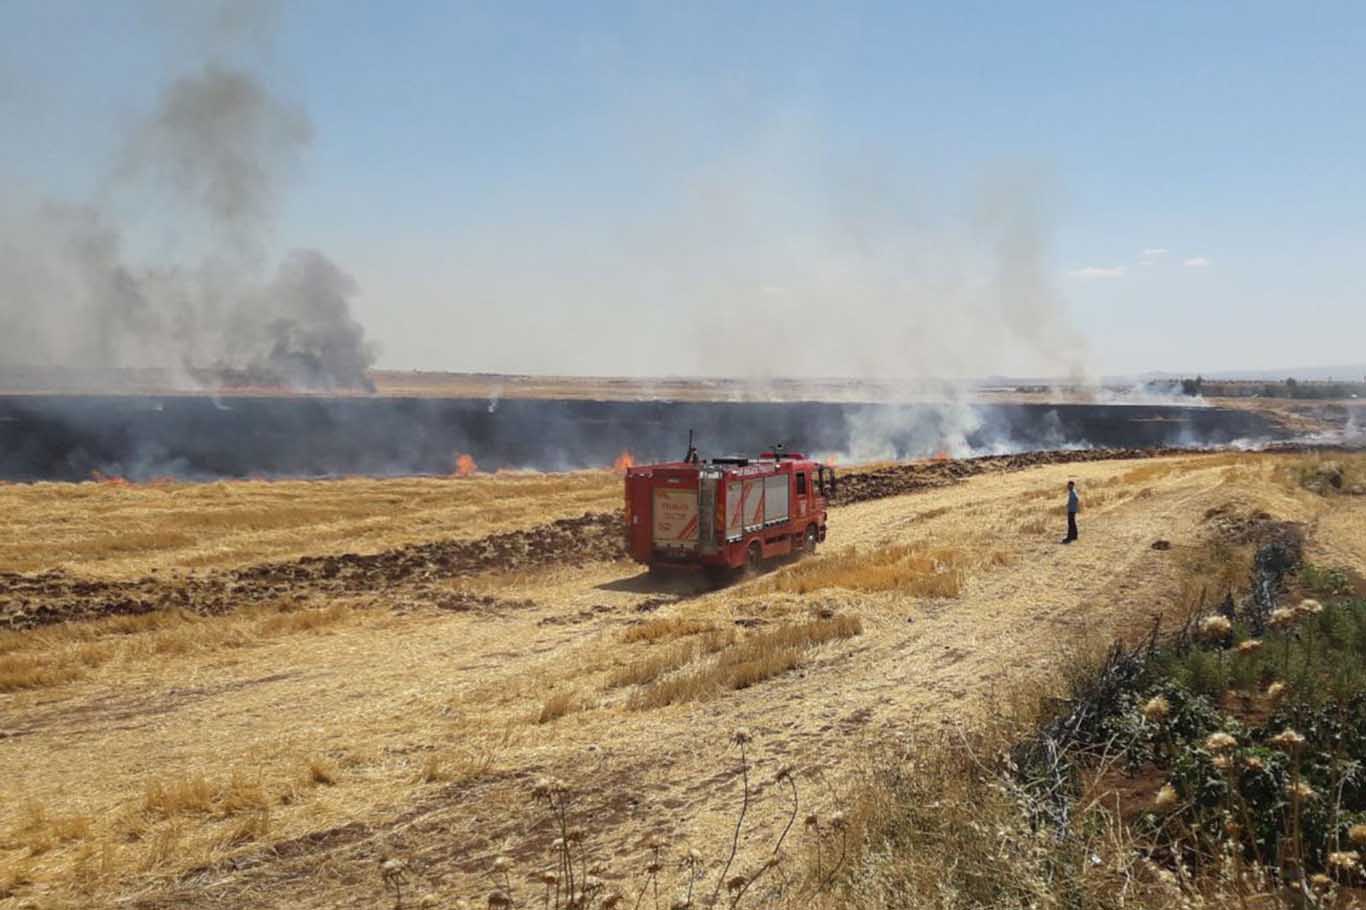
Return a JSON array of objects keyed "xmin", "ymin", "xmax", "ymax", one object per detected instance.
[{"xmin": 1066, "ymin": 511, "xmax": 1078, "ymax": 541}]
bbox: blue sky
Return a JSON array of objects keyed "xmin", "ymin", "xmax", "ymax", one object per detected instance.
[{"xmin": 3, "ymin": 1, "xmax": 1364, "ymax": 378}]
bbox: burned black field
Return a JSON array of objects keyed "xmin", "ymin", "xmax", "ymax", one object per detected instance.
[{"xmin": 0, "ymin": 395, "xmax": 1284, "ymax": 481}]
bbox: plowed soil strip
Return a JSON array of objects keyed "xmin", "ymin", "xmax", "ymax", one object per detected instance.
[
  {"xmin": 831, "ymin": 443, "xmax": 1359, "ymax": 505},
  {"xmin": 0, "ymin": 512, "xmax": 622, "ymax": 630},
  {"xmin": 3, "ymin": 444, "xmax": 1353, "ymax": 631}
]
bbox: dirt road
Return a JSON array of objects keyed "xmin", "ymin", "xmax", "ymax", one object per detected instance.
[{"xmin": 0, "ymin": 453, "xmax": 1357, "ymax": 908}]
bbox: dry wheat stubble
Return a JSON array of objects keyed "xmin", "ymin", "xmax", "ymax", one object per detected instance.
[{"xmin": 1, "ymin": 452, "xmax": 1351, "ymax": 907}]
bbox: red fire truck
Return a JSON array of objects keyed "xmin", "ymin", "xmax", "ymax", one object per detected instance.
[{"xmin": 624, "ymin": 444, "xmax": 836, "ymax": 576}]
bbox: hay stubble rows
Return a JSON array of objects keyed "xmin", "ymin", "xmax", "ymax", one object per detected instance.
[{"xmin": 1, "ymin": 451, "xmax": 1362, "ymax": 907}]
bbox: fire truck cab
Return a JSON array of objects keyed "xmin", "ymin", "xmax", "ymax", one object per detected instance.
[{"xmin": 624, "ymin": 448, "xmax": 834, "ymax": 576}]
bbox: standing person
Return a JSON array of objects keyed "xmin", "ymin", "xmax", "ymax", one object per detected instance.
[{"xmin": 1063, "ymin": 480, "xmax": 1080, "ymax": 543}]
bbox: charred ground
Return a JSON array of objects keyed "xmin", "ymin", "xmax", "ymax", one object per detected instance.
[{"xmin": 0, "ymin": 394, "xmax": 1287, "ymax": 481}]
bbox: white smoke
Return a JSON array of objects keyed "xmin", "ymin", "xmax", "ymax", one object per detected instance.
[
  {"xmin": 1091, "ymin": 383, "xmax": 1211, "ymax": 408},
  {"xmin": 841, "ymin": 399, "xmax": 983, "ymax": 462},
  {"xmin": 1342, "ymin": 406, "xmax": 1362, "ymax": 443}
]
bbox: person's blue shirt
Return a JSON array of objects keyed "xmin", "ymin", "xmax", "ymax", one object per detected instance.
[{"xmin": 1068, "ymin": 488, "xmax": 1080, "ymax": 513}]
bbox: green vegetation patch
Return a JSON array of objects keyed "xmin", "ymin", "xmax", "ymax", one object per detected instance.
[{"xmin": 1019, "ymin": 563, "xmax": 1366, "ymax": 889}]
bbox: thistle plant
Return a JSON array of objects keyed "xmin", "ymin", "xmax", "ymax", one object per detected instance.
[
  {"xmin": 380, "ymin": 855, "xmax": 410, "ymax": 910},
  {"xmin": 1326, "ymin": 850, "xmax": 1360, "ymax": 884},
  {"xmin": 1143, "ymin": 695, "xmax": 1175, "ymax": 765},
  {"xmin": 632, "ymin": 835, "xmax": 664, "ymax": 910},
  {"xmin": 1271, "ymin": 728, "xmax": 1309, "ymax": 884},
  {"xmin": 512, "ymin": 732, "xmax": 813, "ymax": 910},
  {"xmin": 491, "ymin": 856, "xmax": 513, "ymax": 893},
  {"xmin": 1296, "ymin": 599, "xmax": 1324, "ymax": 679},
  {"xmin": 678, "ymin": 849, "xmax": 703, "ymax": 909},
  {"xmin": 1268, "ymin": 607, "xmax": 1298, "ymax": 676},
  {"xmin": 1296, "ymin": 599, "xmax": 1323, "ymax": 617},
  {"xmin": 1142, "ymin": 695, "xmax": 1170, "ymax": 724},
  {"xmin": 709, "ymin": 730, "xmax": 752, "ymax": 908},
  {"xmin": 1213, "ymin": 747, "xmax": 1264, "ymax": 902},
  {"xmin": 724, "ymin": 762, "xmax": 801, "ymax": 908},
  {"xmin": 1197, "ymin": 615, "xmax": 1234, "ymax": 688},
  {"xmin": 1154, "ymin": 783, "xmax": 1178, "ymax": 813},
  {"xmin": 530, "ymin": 775, "xmax": 587, "ymax": 907},
  {"xmin": 1198, "ymin": 615, "xmax": 1232, "ymax": 645}
]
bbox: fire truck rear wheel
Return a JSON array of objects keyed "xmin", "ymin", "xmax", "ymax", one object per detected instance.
[
  {"xmin": 746, "ymin": 541, "xmax": 763, "ymax": 572},
  {"xmin": 803, "ymin": 524, "xmax": 818, "ymax": 554}
]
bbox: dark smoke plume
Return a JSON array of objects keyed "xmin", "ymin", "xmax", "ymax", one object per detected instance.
[
  {"xmin": 202, "ymin": 250, "xmax": 376, "ymax": 392},
  {"xmin": 0, "ymin": 13, "xmax": 375, "ymax": 392},
  {"xmin": 119, "ymin": 64, "xmax": 311, "ymax": 251}
]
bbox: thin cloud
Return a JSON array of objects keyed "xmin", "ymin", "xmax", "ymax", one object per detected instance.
[
  {"xmin": 1183, "ymin": 256, "xmax": 1211, "ymax": 268},
  {"xmin": 1140, "ymin": 248, "xmax": 1168, "ymax": 257},
  {"xmin": 1067, "ymin": 265, "xmax": 1126, "ymax": 279}
]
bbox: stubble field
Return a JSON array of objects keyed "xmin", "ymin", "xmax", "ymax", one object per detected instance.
[{"xmin": 1, "ymin": 451, "xmax": 1363, "ymax": 908}]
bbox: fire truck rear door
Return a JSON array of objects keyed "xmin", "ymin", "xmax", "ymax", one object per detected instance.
[{"xmin": 652, "ymin": 487, "xmax": 699, "ymax": 550}]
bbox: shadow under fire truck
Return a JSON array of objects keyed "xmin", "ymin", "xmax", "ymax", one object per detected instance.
[{"xmin": 624, "ymin": 441, "xmax": 836, "ymax": 578}]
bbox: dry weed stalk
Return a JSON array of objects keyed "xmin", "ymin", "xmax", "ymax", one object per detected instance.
[
  {"xmin": 380, "ymin": 854, "xmax": 410, "ymax": 909},
  {"xmin": 508, "ymin": 731, "xmax": 818, "ymax": 910},
  {"xmin": 709, "ymin": 729, "xmax": 753, "ymax": 907}
]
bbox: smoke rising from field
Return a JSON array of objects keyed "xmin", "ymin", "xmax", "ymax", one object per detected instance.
[
  {"xmin": 0, "ymin": 4, "xmax": 375, "ymax": 391},
  {"xmin": 0, "ymin": 3, "xmax": 1258, "ymax": 478},
  {"xmin": 0, "ymin": 396, "xmax": 1289, "ymax": 482},
  {"xmin": 396, "ymin": 105, "xmax": 1089, "ymax": 388},
  {"xmin": 410, "ymin": 139, "xmax": 1093, "ymax": 458},
  {"xmin": 119, "ymin": 63, "xmax": 310, "ymax": 255}
]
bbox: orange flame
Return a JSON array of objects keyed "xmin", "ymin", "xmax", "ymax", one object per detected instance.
[
  {"xmin": 90, "ymin": 470, "xmax": 131, "ymax": 487},
  {"xmin": 612, "ymin": 450, "xmax": 636, "ymax": 473},
  {"xmin": 931, "ymin": 450, "xmax": 950, "ymax": 462},
  {"xmin": 454, "ymin": 453, "xmax": 478, "ymax": 477}
]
